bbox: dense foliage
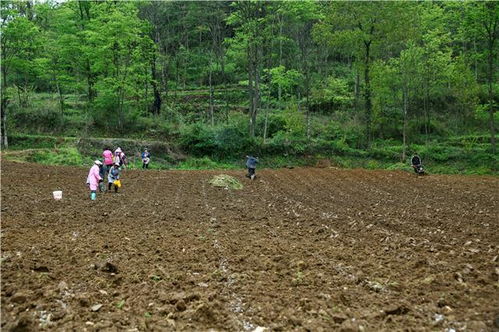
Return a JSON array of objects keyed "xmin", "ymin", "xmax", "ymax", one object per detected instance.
[{"xmin": 1, "ymin": 1, "xmax": 497, "ymax": 170}]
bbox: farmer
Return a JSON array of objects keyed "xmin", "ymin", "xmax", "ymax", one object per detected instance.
[
  {"xmin": 98, "ymin": 161, "xmax": 106, "ymax": 192},
  {"xmin": 114, "ymin": 147, "xmax": 127, "ymax": 168},
  {"xmin": 86, "ymin": 160, "xmax": 103, "ymax": 200},
  {"xmin": 108, "ymin": 163, "xmax": 121, "ymax": 193},
  {"xmin": 411, "ymin": 154, "xmax": 421, "ymax": 168},
  {"xmin": 246, "ymin": 155, "xmax": 259, "ymax": 180},
  {"xmin": 141, "ymin": 148, "xmax": 151, "ymax": 169},
  {"xmin": 102, "ymin": 147, "xmax": 114, "ymax": 177},
  {"xmin": 411, "ymin": 153, "xmax": 424, "ymax": 175}
]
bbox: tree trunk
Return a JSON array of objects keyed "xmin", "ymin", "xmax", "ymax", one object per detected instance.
[
  {"xmin": 55, "ymin": 79, "xmax": 64, "ymax": 116},
  {"xmin": 248, "ymin": 45, "xmax": 255, "ymax": 137},
  {"xmin": 402, "ymin": 88, "xmax": 408, "ymax": 162},
  {"xmin": 263, "ymin": 105, "xmax": 269, "ymax": 144},
  {"xmin": 487, "ymin": 31, "xmax": 496, "ymax": 154},
  {"xmin": 354, "ymin": 69, "xmax": 360, "ymax": 113},
  {"xmin": 252, "ymin": 56, "xmax": 260, "ymax": 137},
  {"xmin": 364, "ymin": 41, "xmax": 372, "ymax": 148},
  {"xmin": 209, "ymin": 66, "xmax": 214, "ymax": 126},
  {"xmin": 1, "ymin": 61, "xmax": 8, "ymax": 148},
  {"xmin": 16, "ymin": 85, "xmax": 22, "ymax": 106},
  {"xmin": 1, "ymin": 105, "xmax": 7, "ymax": 149},
  {"xmin": 306, "ymin": 88, "xmax": 311, "ymax": 140},
  {"xmin": 423, "ymin": 75, "xmax": 429, "ymax": 143},
  {"xmin": 86, "ymin": 59, "xmax": 94, "ymax": 103},
  {"xmin": 278, "ymin": 15, "xmax": 283, "ymax": 103},
  {"xmin": 151, "ymin": 54, "xmax": 161, "ymax": 115}
]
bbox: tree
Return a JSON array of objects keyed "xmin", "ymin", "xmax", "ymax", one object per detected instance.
[
  {"xmin": 227, "ymin": 1, "xmax": 268, "ymax": 137},
  {"xmin": 393, "ymin": 42, "xmax": 424, "ymax": 161},
  {"xmin": 87, "ymin": 1, "xmax": 155, "ymax": 131},
  {"xmin": 1, "ymin": 1, "xmax": 42, "ymax": 148},
  {"xmin": 314, "ymin": 2, "xmax": 417, "ymax": 147},
  {"xmin": 462, "ymin": 2, "xmax": 498, "ymax": 153}
]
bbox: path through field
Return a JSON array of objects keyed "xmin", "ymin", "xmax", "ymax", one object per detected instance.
[{"xmin": 1, "ymin": 161, "xmax": 498, "ymax": 331}]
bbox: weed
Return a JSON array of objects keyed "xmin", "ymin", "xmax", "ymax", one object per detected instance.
[
  {"xmin": 291, "ymin": 271, "xmax": 305, "ymax": 286},
  {"xmin": 150, "ymin": 275, "xmax": 162, "ymax": 282},
  {"xmin": 116, "ymin": 299, "xmax": 125, "ymax": 310}
]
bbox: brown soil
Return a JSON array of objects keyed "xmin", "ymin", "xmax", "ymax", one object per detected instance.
[{"xmin": 1, "ymin": 161, "xmax": 498, "ymax": 331}]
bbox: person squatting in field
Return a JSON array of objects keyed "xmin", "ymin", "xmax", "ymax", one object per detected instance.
[
  {"xmin": 108, "ymin": 163, "xmax": 121, "ymax": 193},
  {"xmin": 411, "ymin": 153, "xmax": 424, "ymax": 175},
  {"xmin": 246, "ymin": 155, "xmax": 259, "ymax": 180},
  {"xmin": 142, "ymin": 148, "xmax": 151, "ymax": 169},
  {"xmin": 86, "ymin": 160, "xmax": 103, "ymax": 200}
]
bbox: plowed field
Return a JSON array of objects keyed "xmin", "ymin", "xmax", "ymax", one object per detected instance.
[{"xmin": 1, "ymin": 160, "xmax": 498, "ymax": 331}]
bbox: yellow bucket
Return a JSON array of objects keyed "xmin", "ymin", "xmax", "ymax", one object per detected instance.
[{"xmin": 113, "ymin": 180, "xmax": 122, "ymax": 188}]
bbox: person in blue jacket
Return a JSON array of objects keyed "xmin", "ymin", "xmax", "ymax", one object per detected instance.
[
  {"xmin": 246, "ymin": 155, "xmax": 259, "ymax": 180},
  {"xmin": 141, "ymin": 148, "xmax": 151, "ymax": 169}
]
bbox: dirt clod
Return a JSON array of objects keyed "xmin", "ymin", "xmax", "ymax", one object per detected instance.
[
  {"xmin": 100, "ymin": 262, "xmax": 118, "ymax": 274},
  {"xmin": 175, "ymin": 300, "xmax": 187, "ymax": 312}
]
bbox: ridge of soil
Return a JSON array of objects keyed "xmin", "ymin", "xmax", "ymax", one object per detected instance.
[{"xmin": 1, "ymin": 161, "xmax": 498, "ymax": 331}]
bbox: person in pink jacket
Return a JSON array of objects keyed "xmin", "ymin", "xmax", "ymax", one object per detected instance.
[
  {"xmin": 102, "ymin": 147, "xmax": 114, "ymax": 177},
  {"xmin": 86, "ymin": 160, "xmax": 103, "ymax": 200}
]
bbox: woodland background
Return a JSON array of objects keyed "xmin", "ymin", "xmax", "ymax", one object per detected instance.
[{"xmin": 1, "ymin": 1, "xmax": 497, "ymax": 173}]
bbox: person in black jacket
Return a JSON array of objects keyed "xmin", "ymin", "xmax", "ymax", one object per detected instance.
[{"xmin": 411, "ymin": 154, "xmax": 424, "ymax": 174}]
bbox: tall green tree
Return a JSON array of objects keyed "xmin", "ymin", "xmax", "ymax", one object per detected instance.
[
  {"xmin": 314, "ymin": 2, "xmax": 418, "ymax": 147},
  {"xmin": 227, "ymin": 1, "xmax": 269, "ymax": 137},
  {"xmin": 86, "ymin": 1, "xmax": 155, "ymax": 131},
  {"xmin": 1, "ymin": 1, "xmax": 42, "ymax": 148},
  {"xmin": 462, "ymin": 2, "xmax": 498, "ymax": 153}
]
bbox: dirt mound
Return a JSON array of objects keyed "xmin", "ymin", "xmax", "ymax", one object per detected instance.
[{"xmin": 1, "ymin": 161, "xmax": 498, "ymax": 330}]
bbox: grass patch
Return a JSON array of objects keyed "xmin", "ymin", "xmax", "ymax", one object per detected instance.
[
  {"xmin": 177, "ymin": 157, "xmax": 238, "ymax": 170},
  {"xmin": 3, "ymin": 147, "xmax": 88, "ymax": 166},
  {"xmin": 209, "ymin": 174, "xmax": 243, "ymax": 190},
  {"xmin": 3, "ymin": 133, "xmax": 497, "ymax": 175}
]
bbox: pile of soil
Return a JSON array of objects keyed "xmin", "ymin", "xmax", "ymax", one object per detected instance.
[{"xmin": 1, "ymin": 161, "xmax": 498, "ymax": 331}]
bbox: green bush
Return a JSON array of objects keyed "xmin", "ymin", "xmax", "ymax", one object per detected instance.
[
  {"xmin": 9, "ymin": 134, "xmax": 74, "ymax": 150},
  {"xmin": 26, "ymin": 148, "xmax": 84, "ymax": 166},
  {"xmin": 179, "ymin": 123, "xmax": 217, "ymax": 156},
  {"xmin": 12, "ymin": 105, "xmax": 63, "ymax": 134}
]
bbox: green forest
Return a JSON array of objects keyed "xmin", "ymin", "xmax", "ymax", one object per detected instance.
[{"xmin": 1, "ymin": 0, "xmax": 497, "ymax": 174}]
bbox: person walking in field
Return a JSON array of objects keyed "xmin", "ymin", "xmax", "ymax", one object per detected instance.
[
  {"xmin": 102, "ymin": 147, "xmax": 114, "ymax": 177},
  {"xmin": 86, "ymin": 160, "xmax": 103, "ymax": 200},
  {"xmin": 246, "ymin": 155, "xmax": 259, "ymax": 180},
  {"xmin": 108, "ymin": 163, "xmax": 121, "ymax": 193},
  {"xmin": 141, "ymin": 148, "xmax": 151, "ymax": 169}
]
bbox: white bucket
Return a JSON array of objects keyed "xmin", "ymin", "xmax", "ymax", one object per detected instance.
[{"xmin": 53, "ymin": 191, "xmax": 63, "ymax": 200}]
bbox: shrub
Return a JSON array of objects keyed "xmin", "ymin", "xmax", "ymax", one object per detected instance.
[
  {"xmin": 26, "ymin": 148, "xmax": 83, "ymax": 166},
  {"xmin": 11, "ymin": 105, "xmax": 63, "ymax": 134},
  {"xmin": 179, "ymin": 123, "xmax": 217, "ymax": 156}
]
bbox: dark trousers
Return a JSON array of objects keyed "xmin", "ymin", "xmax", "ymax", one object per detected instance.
[
  {"xmin": 247, "ymin": 167, "xmax": 256, "ymax": 178},
  {"xmin": 142, "ymin": 162, "xmax": 149, "ymax": 169},
  {"xmin": 108, "ymin": 182, "xmax": 119, "ymax": 193}
]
